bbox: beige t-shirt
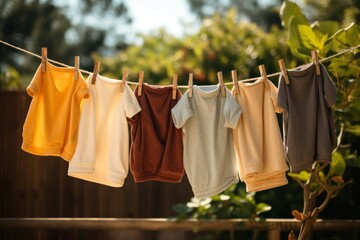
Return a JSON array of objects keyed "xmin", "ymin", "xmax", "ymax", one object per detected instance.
[
  {"xmin": 172, "ymin": 85, "xmax": 241, "ymax": 198},
  {"xmin": 232, "ymin": 78, "xmax": 288, "ymax": 192},
  {"xmin": 68, "ymin": 74, "xmax": 141, "ymax": 187}
]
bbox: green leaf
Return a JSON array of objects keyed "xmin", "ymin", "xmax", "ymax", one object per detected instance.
[
  {"xmin": 327, "ymin": 152, "xmax": 346, "ymax": 177},
  {"xmin": 312, "ymin": 21, "xmax": 340, "ymax": 36},
  {"xmin": 325, "ymin": 22, "xmax": 355, "ymax": 45},
  {"xmin": 287, "ymin": 18, "xmax": 311, "ymax": 59},
  {"xmin": 349, "ymin": 82, "xmax": 360, "ymax": 100},
  {"xmin": 345, "ymin": 125, "xmax": 360, "ymax": 136},
  {"xmin": 288, "ymin": 171, "xmax": 310, "ymax": 181},
  {"xmin": 280, "ymin": 0, "xmax": 308, "ymax": 29},
  {"xmin": 337, "ymin": 23, "xmax": 360, "ymax": 47},
  {"xmin": 298, "ymin": 25, "xmax": 320, "ymax": 49},
  {"xmin": 346, "ymin": 156, "xmax": 360, "ymax": 168},
  {"xmin": 172, "ymin": 204, "xmax": 193, "ymax": 214},
  {"xmin": 256, "ymin": 203, "xmax": 272, "ymax": 215}
]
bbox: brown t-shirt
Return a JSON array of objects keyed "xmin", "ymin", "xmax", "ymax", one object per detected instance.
[
  {"xmin": 128, "ymin": 83, "xmax": 184, "ymax": 183},
  {"xmin": 278, "ymin": 63, "xmax": 337, "ymax": 172}
]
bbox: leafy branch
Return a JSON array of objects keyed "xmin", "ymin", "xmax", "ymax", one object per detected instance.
[{"xmin": 290, "ymin": 162, "xmax": 353, "ymax": 240}]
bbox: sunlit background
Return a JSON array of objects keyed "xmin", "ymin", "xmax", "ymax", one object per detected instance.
[{"xmin": 0, "ymin": 0, "xmax": 360, "ymax": 239}]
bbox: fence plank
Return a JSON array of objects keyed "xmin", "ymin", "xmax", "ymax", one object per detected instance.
[
  {"xmin": 0, "ymin": 218, "xmax": 359, "ymax": 231},
  {"xmin": 0, "ymin": 91, "xmax": 194, "ymax": 239}
]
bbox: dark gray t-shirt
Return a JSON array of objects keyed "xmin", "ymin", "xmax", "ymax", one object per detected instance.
[{"xmin": 278, "ymin": 63, "xmax": 337, "ymax": 172}]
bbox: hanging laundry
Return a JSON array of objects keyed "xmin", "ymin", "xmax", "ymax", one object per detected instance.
[
  {"xmin": 128, "ymin": 83, "xmax": 184, "ymax": 183},
  {"xmin": 278, "ymin": 63, "xmax": 337, "ymax": 172},
  {"xmin": 22, "ymin": 61, "xmax": 89, "ymax": 161},
  {"xmin": 232, "ymin": 78, "xmax": 288, "ymax": 192},
  {"xmin": 68, "ymin": 74, "xmax": 141, "ymax": 187},
  {"xmin": 172, "ymin": 85, "xmax": 241, "ymax": 199}
]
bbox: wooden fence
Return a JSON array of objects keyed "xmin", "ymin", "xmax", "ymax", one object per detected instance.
[
  {"xmin": 1, "ymin": 91, "xmax": 359, "ymax": 240},
  {"xmin": 0, "ymin": 91, "xmax": 193, "ymax": 239},
  {"xmin": 0, "ymin": 218, "xmax": 360, "ymax": 240}
]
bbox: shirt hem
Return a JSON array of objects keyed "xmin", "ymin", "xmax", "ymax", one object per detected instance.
[
  {"xmin": 68, "ymin": 171, "xmax": 125, "ymax": 187},
  {"xmin": 244, "ymin": 168, "xmax": 288, "ymax": 182},
  {"xmin": 246, "ymin": 177, "xmax": 288, "ymax": 192},
  {"xmin": 193, "ymin": 175, "xmax": 239, "ymax": 199},
  {"xmin": 22, "ymin": 143, "xmax": 72, "ymax": 161},
  {"xmin": 133, "ymin": 172, "xmax": 184, "ymax": 183},
  {"xmin": 289, "ymin": 159, "xmax": 331, "ymax": 172}
]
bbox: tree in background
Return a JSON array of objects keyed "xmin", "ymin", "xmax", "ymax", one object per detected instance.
[
  {"xmin": 0, "ymin": 0, "xmax": 131, "ymax": 89},
  {"xmin": 100, "ymin": 9, "xmax": 288, "ymax": 87},
  {"xmin": 186, "ymin": 0, "xmax": 360, "ymax": 32},
  {"xmin": 187, "ymin": 0, "xmax": 283, "ymax": 31},
  {"xmin": 300, "ymin": 0, "xmax": 360, "ymax": 25},
  {"xmin": 279, "ymin": 0, "xmax": 360, "ymax": 239},
  {"xmin": 1, "ymin": 1, "xmax": 360, "ymax": 238}
]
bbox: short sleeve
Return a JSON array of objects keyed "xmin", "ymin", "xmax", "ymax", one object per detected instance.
[
  {"xmin": 277, "ymin": 75, "xmax": 288, "ymax": 111},
  {"xmin": 124, "ymin": 84, "xmax": 141, "ymax": 118},
  {"xmin": 224, "ymin": 89, "xmax": 242, "ymax": 129},
  {"xmin": 171, "ymin": 91, "xmax": 193, "ymax": 129},
  {"xmin": 76, "ymin": 77, "xmax": 90, "ymax": 100},
  {"xmin": 321, "ymin": 64, "xmax": 337, "ymax": 108},
  {"xmin": 268, "ymin": 80, "xmax": 282, "ymax": 113},
  {"xmin": 26, "ymin": 65, "xmax": 42, "ymax": 97}
]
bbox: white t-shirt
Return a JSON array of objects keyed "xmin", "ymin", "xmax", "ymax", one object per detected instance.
[
  {"xmin": 172, "ymin": 85, "xmax": 241, "ymax": 198},
  {"xmin": 68, "ymin": 74, "xmax": 141, "ymax": 187}
]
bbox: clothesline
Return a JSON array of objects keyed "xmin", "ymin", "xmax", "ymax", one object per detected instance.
[{"xmin": 1, "ymin": 39, "xmax": 359, "ymax": 89}]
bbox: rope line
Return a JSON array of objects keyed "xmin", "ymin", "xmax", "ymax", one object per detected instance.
[{"xmin": 1, "ymin": 39, "xmax": 359, "ymax": 88}]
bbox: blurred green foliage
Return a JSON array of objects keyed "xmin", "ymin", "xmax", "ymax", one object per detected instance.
[
  {"xmin": 0, "ymin": 1, "xmax": 359, "ymax": 234},
  {"xmin": 0, "ymin": 0, "xmax": 130, "ymax": 89},
  {"xmin": 280, "ymin": 0, "xmax": 360, "ymax": 192},
  {"xmin": 0, "ymin": 65, "xmax": 21, "ymax": 90},
  {"xmin": 101, "ymin": 9, "xmax": 288, "ymax": 87},
  {"xmin": 167, "ymin": 1, "xmax": 360, "ymax": 232},
  {"xmin": 186, "ymin": 0, "xmax": 283, "ymax": 31},
  {"xmin": 172, "ymin": 184, "xmax": 271, "ymax": 220}
]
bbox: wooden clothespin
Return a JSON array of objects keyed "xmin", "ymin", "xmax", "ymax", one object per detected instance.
[
  {"xmin": 41, "ymin": 47, "xmax": 47, "ymax": 72},
  {"xmin": 231, "ymin": 70, "xmax": 239, "ymax": 95},
  {"xmin": 137, "ymin": 71, "xmax": 144, "ymax": 96},
  {"xmin": 120, "ymin": 69, "xmax": 128, "ymax": 92},
  {"xmin": 278, "ymin": 59, "xmax": 290, "ymax": 85},
  {"xmin": 91, "ymin": 61, "xmax": 100, "ymax": 85},
  {"xmin": 258, "ymin": 64, "xmax": 269, "ymax": 90},
  {"xmin": 311, "ymin": 50, "xmax": 321, "ymax": 76},
  {"xmin": 188, "ymin": 73, "xmax": 193, "ymax": 98},
  {"xmin": 172, "ymin": 74, "xmax": 178, "ymax": 100},
  {"xmin": 217, "ymin": 71, "xmax": 226, "ymax": 97},
  {"xmin": 74, "ymin": 56, "xmax": 80, "ymax": 81}
]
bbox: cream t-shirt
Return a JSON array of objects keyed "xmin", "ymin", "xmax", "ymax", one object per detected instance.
[
  {"xmin": 172, "ymin": 85, "xmax": 241, "ymax": 198},
  {"xmin": 68, "ymin": 74, "xmax": 141, "ymax": 187}
]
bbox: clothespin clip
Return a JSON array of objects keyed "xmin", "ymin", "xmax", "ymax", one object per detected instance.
[
  {"xmin": 188, "ymin": 73, "xmax": 193, "ymax": 98},
  {"xmin": 217, "ymin": 71, "xmax": 226, "ymax": 97},
  {"xmin": 137, "ymin": 71, "xmax": 144, "ymax": 96},
  {"xmin": 258, "ymin": 64, "xmax": 269, "ymax": 90},
  {"xmin": 41, "ymin": 47, "xmax": 47, "ymax": 72},
  {"xmin": 311, "ymin": 50, "xmax": 321, "ymax": 76},
  {"xmin": 278, "ymin": 59, "xmax": 290, "ymax": 85},
  {"xmin": 120, "ymin": 69, "xmax": 128, "ymax": 92},
  {"xmin": 91, "ymin": 61, "xmax": 100, "ymax": 85},
  {"xmin": 231, "ymin": 70, "xmax": 239, "ymax": 95},
  {"xmin": 74, "ymin": 56, "xmax": 80, "ymax": 81},
  {"xmin": 172, "ymin": 74, "xmax": 178, "ymax": 100}
]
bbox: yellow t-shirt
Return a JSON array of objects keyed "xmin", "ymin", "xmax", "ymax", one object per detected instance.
[{"xmin": 22, "ymin": 61, "xmax": 89, "ymax": 161}]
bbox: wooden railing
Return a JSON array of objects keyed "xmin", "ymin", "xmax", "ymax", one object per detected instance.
[{"xmin": 1, "ymin": 218, "xmax": 359, "ymax": 240}]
